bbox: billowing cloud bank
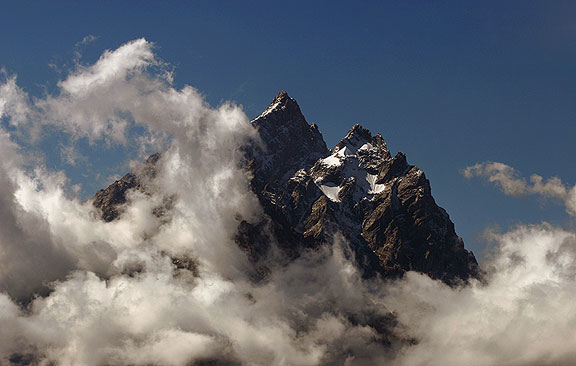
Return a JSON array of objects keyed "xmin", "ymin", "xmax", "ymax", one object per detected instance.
[{"xmin": 0, "ymin": 39, "xmax": 575, "ymax": 366}]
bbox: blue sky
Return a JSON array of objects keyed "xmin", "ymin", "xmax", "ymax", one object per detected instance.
[{"xmin": 1, "ymin": 1, "xmax": 575, "ymax": 258}]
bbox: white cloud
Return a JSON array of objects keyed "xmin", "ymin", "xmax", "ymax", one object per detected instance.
[
  {"xmin": 463, "ymin": 161, "xmax": 576, "ymax": 216},
  {"xmin": 0, "ymin": 130, "xmax": 75, "ymax": 301},
  {"xmin": 60, "ymin": 38, "xmax": 156, "ymax": 96},
  {"xmin": 1, "ymin": 39, "xmax": 576, "ymax": 365},
  {"xmin": 0, "ymin": 39, "xmax": 395, "ymax": 365},
  {"xmin": 0, "ymin": 73, "xmax": 31, "ymax": 127},
  {"xmin": 386, "ymin": 224, "xmax": 576, "ymax": 366}
]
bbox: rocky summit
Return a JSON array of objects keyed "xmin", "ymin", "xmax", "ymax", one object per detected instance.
[{"xmin": 93, "ymin": 91, "xmax": 479, "ymax": 285}]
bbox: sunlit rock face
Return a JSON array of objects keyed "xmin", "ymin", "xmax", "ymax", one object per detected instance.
[{"xmin": 93, "ymin": 91, "xmax": 479, "ymax": 284}]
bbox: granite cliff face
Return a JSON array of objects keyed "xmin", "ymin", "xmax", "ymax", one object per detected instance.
[{"xmin": 92, "ymin": 91, "xmax": 479, "ymax": 284}]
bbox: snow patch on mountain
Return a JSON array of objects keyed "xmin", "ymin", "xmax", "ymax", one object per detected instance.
[
  {"xmin": 367, "ymin": 174, "xmax": 386, "ymax": 194},
  {"xmin": 256, "ymin": 100, "xmax": 282, "ymax": 119},
  {"xmin": 321, "ymin": 155, "xmax": 342, "ymax": 168},
  {"xmin": 317, "ymin": 182, "xmax": 342, "ymax": 202},
  {"xmin": 313, "ymin": 136, "xmax": 387, "ymax": 202}
]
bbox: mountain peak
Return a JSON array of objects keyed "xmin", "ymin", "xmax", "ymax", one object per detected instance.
[
  {"xmin": 93, "ymin": 92, "xmax": 479, "ymax": 287},
  {"xmin": 255, "ymin": 90, "xmax": 301, "ymax": 120},
  {"xmin": 339, "ymin": 123, "xmax": 373, "ymax": 147},
  {"xmin": 332, "ymin": 123, "xmax": 375, "ymax": 154},
  {"xmin": 248, "ymin": 91, "xmax": 329, "ymax": 192},
  {"xmin": 273, "ymin": 90, "xmax": 290, "ymax": 103},
  {"xmin": 346, "ymin": 124, "xmax": 372, "ymax": 140}
]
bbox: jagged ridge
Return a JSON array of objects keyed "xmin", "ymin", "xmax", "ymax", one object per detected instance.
[{"xmin": 92, "ymin": 91, "xmax": 479, "ymax": 284}]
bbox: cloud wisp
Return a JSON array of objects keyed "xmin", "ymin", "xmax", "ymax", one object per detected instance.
[{"xmin": 463, "ymin": 161, "xmax": 576, "ymax": 216}]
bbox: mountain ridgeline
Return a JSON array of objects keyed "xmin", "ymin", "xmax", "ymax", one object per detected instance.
[{"xmin": 92, "ymin": 91, "xmax": 479, "ymax": 284}]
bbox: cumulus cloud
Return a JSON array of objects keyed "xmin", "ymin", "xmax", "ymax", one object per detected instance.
[
  {"xmin": 2, "ymin": 39, "xmax": 576, "ymax": 365},
  {"xmin": 387, "ymin": 224, "xmax": 576, "ymax": 366},
  {"xmin": 0, "ymin": 130, "xmax": 76, "ymax": 301},
  {"xmin": 380, "ymin": 163, "xmax": 576, "ymax": 365},
  {"xmin": 463, "ymin": 161, "xmax": 576, "ymax": 216},
  {"xmin": 0, "ymin": 39, "xmax": 398, "ymax": 365}
]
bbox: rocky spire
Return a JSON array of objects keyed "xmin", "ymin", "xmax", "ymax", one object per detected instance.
[
  {"xmin": 245, "ymin": 93, "xmax": 479, "ymax": 284},
  {"xmin": 344, "ymin": 123, "xmax": 372, "ymax": 142},
  {"xmin": 323, "ymin": 124, "xmax": 392, "ymax": 173},
  {"xmin": 248, "ymin": 91, "xmax": 329, "ymax": 192},
  {"xmin": 255, "ymin": 91, "xmax": 298, "ymax": 119}
]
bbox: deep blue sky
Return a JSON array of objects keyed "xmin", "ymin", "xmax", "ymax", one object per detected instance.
[{"xmin": 1, "ymin": 1, "xmax": 575, "ymax": 258}]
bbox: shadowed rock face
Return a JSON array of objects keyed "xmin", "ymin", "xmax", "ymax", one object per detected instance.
[
  {"xmin": 92, "ymin": 91, "xmax": 479, "ymax": 284},
  {"xmin": 92, "ymin": 153, "xmax": 161, "ymax": 222},
  {"xmin": 246, "ymin": 91, "xmax": 329, "ymax": 194}
]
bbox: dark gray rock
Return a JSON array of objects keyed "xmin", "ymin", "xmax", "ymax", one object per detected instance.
[
  {"xmin": 92, "ymin": 91, "xmax": 479, "ymax": 284},
  {"xmin": 244, "ymin": 92, "xmax": 479, "ymax": 284},
  {"xmin": 245, "ymin": 90, "xmax": 329, "ymax": 194},
  {"xmin": 92, "ymin": 153, "xmax": 161, "ymax": 222}
]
